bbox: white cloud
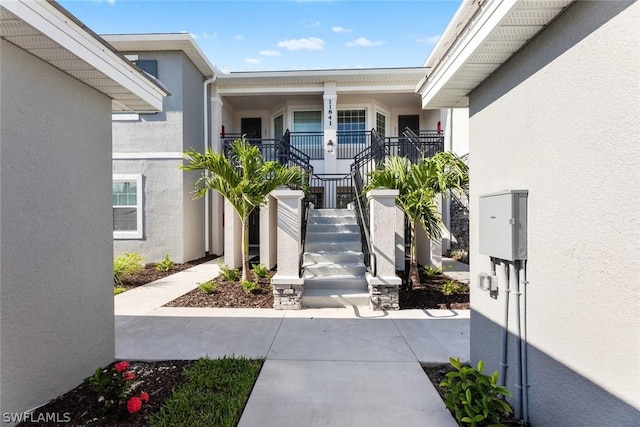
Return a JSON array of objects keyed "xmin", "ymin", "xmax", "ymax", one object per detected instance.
[
  {"xmin": 277, "ymin": 37, "xmax": 325, "ymax": 51},
  {"xmin": 259, "ymin": 50, "xmax": 281, "ymax": 57},
  {"xmin": 202, "ymin": 32, "xmax": 217, "ymax": 40},
  {"xmin": 95, "ymin": 0, "xmax": 116, "ymax": 4},
  {"xmin": 332, "ymin": 26, "xmax": 352, "ymax": 33},
  {"xmin": 346, "ymin": 37, "xmax": 385, "ymax": 47},
  {"xmin": 235, "ymin": 35, "xmax": 244, "ymax": 41},
  {"xmin": 417, "ymin": 35, "xmax": 441, "ymax": 45},
  {"xmin": 106, "ymin": 0, "xmax": 116, "ymax": 4},
  {"xmin": 244, "ymin": 58, "xmax": 260, "ymax": 64}
]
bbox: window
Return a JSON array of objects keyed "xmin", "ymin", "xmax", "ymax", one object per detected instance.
[
  {"xmin": 338, "ymin": 110, "xmax": 366, "ymax": 144},
  {"xmin": 336, "ymin": 187, "xmax": 355, "ymax": 209},
  {"xmin": 293, "ymin": 110, "xmax": 323, "ymax": 159},
  {"xmin": 293, "ymin": 111, "xmax": 322, "ymax": 132},
  {"xmin": 134, "ymin": 60, "xmax": 158, "ymax": 78},
  {"xmin": 113, "ymin": 174, "xmax": 143, "ymax": 239},
  {"xmin": 376, "ymin": 112, "xmax": 387, "ymax": 137},
  {"xmin": 273, "ymin": 114, "xmax": 284, "ymax": 139}
]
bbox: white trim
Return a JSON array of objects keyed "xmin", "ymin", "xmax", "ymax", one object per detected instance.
[
  {"xmin": 112, "ymin": 113, "xmax": 140, "ymax": 121},
  {"xmin": 113, "ymin": 152, "xmax": 183, "ymax": 160},
  {"xmin": 218, "ymin": 86, "xmax": 324, "ymax": 95},
  {"xmin": 2, "ymin": 0, "xmax": 167, "ymax": 111},
  {"xmin": 420, "ymin": 0, "xmax": 520, "ymax": 108},
  {"xmin": 113, "ymin": 174, "xmax": 144, "ymax": 239}
]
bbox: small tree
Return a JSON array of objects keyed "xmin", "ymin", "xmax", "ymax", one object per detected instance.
[
  {"xmin": 181, "ymin": 137, "xmax": 307, "ymax": 281},
  {"xmin": 364, "ymin": 152, "xmax": 468, "ymax": 287}
]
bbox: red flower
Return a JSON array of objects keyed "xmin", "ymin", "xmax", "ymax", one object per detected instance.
[
  {"xmin": 114, "ymin": 361, "xmax": 130, "ymax": 373},
  {"xmin": 140, "ymin": 392, "xmax": 150, "ymax": 403},
  {"xmin": 123, "ymin": 371, "xmax": 135, "ymax": 381},
  {"xmin": 126, "ymin": 396, "xmax": 142, "ymax": 414}
]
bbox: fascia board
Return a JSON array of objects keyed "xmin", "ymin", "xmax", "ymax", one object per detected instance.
[
  {"xmin": 337, "ymin": 84, "xmax": 419, "ymax": 93},
  {"xmin": 420, "ymin": 0, "xmax": 519, "ymax": 109},
  {"xmin": 218, "ymin": 86, "xmax": 325, "ymax": 95},
  {"xmin": 4, "ymin": 0, "xmax": 167, "ymax": 111}
]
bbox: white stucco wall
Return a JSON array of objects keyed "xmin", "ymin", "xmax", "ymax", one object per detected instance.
[
  {"xmin": 468, "ymin": 2, "xmax": 639, "ymax": 426},
  {"xmin": 112, "ymin": 51, "xmax": 205, "ymax": 263},
  {"xmin": 0, "ymin": 40, "xmax": 114, "ymax": 417}
]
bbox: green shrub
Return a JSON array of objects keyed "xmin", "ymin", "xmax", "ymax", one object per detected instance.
[
  {"xmin": 219, "ymin": 264, "xmax": 240, "ymax": 282},
  {"xmin": 156, "ymin": 253, "xmax": 174, "ymax": 272},
  {"xmin": 441, "ymin": 280, "xmax": 467, "ymax": 296},
  {"xmin": 252, "ymin": 263, "xmax": 269, "ymax": 278},
  {"xmin": 113, "ymin": 253, "xmax": 143, "ymax": 285},
  {"xmin": 197, "ymin": 280, "xmax": 216, "ymax": 295},
  {"xmin": 241, "ymin": 279, "xmax": 260, "ymax": 294},
  {"xmin": 439, "ymin": 357, "xmax": 512, "ymax": 427},
  {"xmin": 423, "ymin": 265, "xmax": 442, "ymax": 278},
  {"xmin": 113, "ymin": 286, "xmax": 126, "ymax": 296}
]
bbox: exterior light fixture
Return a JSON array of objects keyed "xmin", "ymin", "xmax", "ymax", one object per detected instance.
[{"xmin": 327, "ymin": 139, "xmax": 335, "ymax": 153}]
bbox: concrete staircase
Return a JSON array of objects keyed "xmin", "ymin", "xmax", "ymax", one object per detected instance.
[{"xmin": 301, "ymin": 209, "xmax": 370, "ymax": 308}]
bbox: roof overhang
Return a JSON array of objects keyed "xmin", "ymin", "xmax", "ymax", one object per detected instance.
[
  {"xmin": 102, "ymin": 33, "xmax": 219, "ymax": 78},
  {"xmin": 216, "ymin": 67, "xmax": 430, "ymax": 95},
  {"xmin": 417, "ymin": 0, "xmax": 574, "ymax": 109},
  {"xmin": 0, "ymin": 0, "xmax": 168, "ymax": 112}
]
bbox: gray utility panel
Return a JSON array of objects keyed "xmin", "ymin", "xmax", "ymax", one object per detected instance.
[{"xmin": 478, "ymin": 190, "xmax": 528, "ymax": 261}]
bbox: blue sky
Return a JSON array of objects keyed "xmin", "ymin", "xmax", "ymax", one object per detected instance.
[{"xmin": 59, "ymin": 0, "xmax": 462, "ymax": 72}]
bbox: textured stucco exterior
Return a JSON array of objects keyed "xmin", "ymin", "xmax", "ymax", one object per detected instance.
[
  {"xmin": 0, "ymin": 40, "xmax": 114, "ymax": 417},
  {"xmin": 113, "ymin": 51, "xmax": 205, "ymax": 263},
  {"xmin": 468, "ymin": 2, "xmax": 640, "ymax": 426}
]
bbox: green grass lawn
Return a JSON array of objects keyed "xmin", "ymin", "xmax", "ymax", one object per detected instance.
[{"xmin": 150, "ymin": 357, "xmax": 263, "ymax": 427}]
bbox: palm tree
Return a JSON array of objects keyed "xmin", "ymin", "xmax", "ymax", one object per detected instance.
[
  {"xmin": 181, "ymin": 137, "xmax": 307, "ymax": 281},
  {"xmin": 364, "ymin": 152, "xmax": 468, "ymax": 287}
]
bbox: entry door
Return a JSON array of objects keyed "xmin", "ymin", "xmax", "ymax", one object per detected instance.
[
  {"xmin": 398, "ymin": 115, "xmax": 420, "ymax": 161},
  {"xmin": 398, "ymin": 115, "xmax": 419, "ymax": 135},
  {"xmin": 241, "ymin": 117, "xmax": 262, "ymax": 139}
]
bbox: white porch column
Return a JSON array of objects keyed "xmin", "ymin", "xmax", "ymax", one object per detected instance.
[
  {"xmin": 270, "ymin": 189, "xmax": 305, "ymax": 309},
  {"xmin": 366, "ymin": 189, "xmax": 402, "ymax": 310},
  {"xmin": 210, "ymin": 93, "xmax": 224, "ymax": 255},
  {"xmin": 323, "ymin": 82, "xmax": 337, "ymax": 174},
  {"xmin": 224, "ymin": 199, "xmax": 242, "ymax": 268},
  {"xmin": 259, "ymin": 194, "xmax": 278, "ymax": 270}
]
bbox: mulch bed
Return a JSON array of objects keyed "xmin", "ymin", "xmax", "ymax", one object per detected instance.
[
  {"xmin": 164, "ymin": 270, "xmax": 274, "ymax": 309},
  {"xmin": 18, "ymin": 360, "xmax": 194, "ymax": 427},
  {"xmin": 118, "ymin": 254, "xmax": 218, "ymax": 291},
  {"xmin": 399, "ymin": 263, "xmax": 470, "ymax": 310}
]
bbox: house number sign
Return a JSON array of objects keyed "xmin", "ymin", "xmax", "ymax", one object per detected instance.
[{"xmin": 325, "ymin": 97, "xmax": 336, "ymax": 129}]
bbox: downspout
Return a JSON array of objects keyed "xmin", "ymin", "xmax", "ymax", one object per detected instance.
[{"xmin": 203, "ymin": 75, "xmax": 217, "ymax": 255}]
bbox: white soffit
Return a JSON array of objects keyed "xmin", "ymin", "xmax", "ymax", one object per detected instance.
[
  {"xmin": 102, "ymin": 33, "xmax": 218, "ymax": 78},
  {"xmin": 419, "ymin": 0, "xmax": 574, "ymax": 109},
  {"xmin": 0, "ymin": 1, "xmax": 167, "ymax": 112}
]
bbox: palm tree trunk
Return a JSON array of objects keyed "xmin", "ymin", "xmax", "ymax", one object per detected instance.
[
  {"xmin": 241, "ymin": 219, "xmax": 252, "ymax": 281},
  {"xmin": 409, "ymin": 221, "xmax": 419, "ymax": 289}
]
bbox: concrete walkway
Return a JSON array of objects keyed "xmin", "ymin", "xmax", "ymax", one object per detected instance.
[{"xmin": 115, "ymin": 258, "xmax": 470, "ymax": 427}]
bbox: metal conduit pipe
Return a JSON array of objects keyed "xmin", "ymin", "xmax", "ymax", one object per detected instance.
[
  {"xmin": 513, "ymin": 262, "xmax": 523, "ymax": 420},
  {"xmin": 202, "ymin": 75, "xmax": 217, "ymax": 255},
  {"xmin": 520, "ymin": 260, "xmax": 530, "ymax": 423},
  {"xmin": 498, "ymin": 259, "xmax": 510, "ymax": 389}
]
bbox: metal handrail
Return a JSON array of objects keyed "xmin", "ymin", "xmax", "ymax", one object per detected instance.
[{"xmin": 351, "ymin": 167, "xmax": 376, "ymax": 277}]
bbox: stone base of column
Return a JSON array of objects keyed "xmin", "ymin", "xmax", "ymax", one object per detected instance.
[
  {"xmin": 271, "ymin": 275, "xmax": 304, "ymax": 310},
  {"xmin": 366, "ymin": 273, "xmax": 401, "ymax": 311}
]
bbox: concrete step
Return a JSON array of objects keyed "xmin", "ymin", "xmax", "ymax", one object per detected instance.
[
  {"xmin": 301, "ymin": 288, "xmax": 370, "ymax": 308},
  {"xmin": 306, "ymin": 231, "xmax": 360, "ymax": 243},
  {"xmin": 305, "ymin": 241, "xmax": 362, "ymax": 253},
  {"xmin": 309, "ymin": 217, "xmax": 358, "ymax": 226},
  {"xmin": 306, "ymin": 223, "xmax": 360, "ymax": 233},
  {"xmin": 309, "ymin": 209, "xmax": 356, "ymax": 218},
  {"xmin": 303, "ymin": 273, "xmax": 368, "ymax": 289},
  {"xmin": 304, "ymin": 262, "xmax": 367, "ymax": 277},
  {"xmin": 303, "ymin": 251, "xmax": 364, "ymax": 265}
]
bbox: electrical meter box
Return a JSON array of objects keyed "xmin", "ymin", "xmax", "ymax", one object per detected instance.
[{"xmin": 479, "ymin": 190, "xmax": 528, "ymax": 261}]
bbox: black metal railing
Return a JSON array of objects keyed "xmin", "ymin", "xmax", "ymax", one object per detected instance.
[
  {"xmin": 337, "ymin": 130, "xmax": 373, "ymax": 159},
  {"xmin": 289, "ymin": 131, "xmax": 324, "ymax": 160},
  {"xmin": 309, "ymin": 173, "xmax": 354, "ymax": 209}
]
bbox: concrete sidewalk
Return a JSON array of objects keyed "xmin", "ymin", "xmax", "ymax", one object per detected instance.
[{"xmin": 114, "ymin": 259, "xmax": 469, "ymax": 427}]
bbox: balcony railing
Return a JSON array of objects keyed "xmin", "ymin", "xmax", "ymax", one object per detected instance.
[
  {"xmin": 336, "ymin": 130, "xmax": 372, "ymax": 160},
  {"xmin": 289, "ymin": 132, "xmax": 324, "ymax": 160}
]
